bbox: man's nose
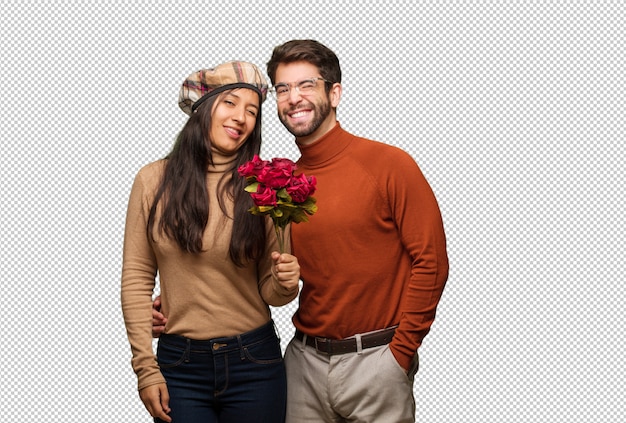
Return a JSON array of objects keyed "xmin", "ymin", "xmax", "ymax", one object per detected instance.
[{"xmin": 287, "ymin": 86, "xmax": 303, "ymax": 103}]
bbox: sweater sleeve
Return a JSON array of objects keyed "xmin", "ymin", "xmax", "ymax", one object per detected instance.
[
  {"xmin": 387, "ymin": 151, "xmax": 449, "ymax": 370},
  {"xmin": 120, "ymin": 168, "xmax": 165, "ymax": 390}
]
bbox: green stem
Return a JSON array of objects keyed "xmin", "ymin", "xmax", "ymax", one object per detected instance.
[{"xmin": 274, "ymin": 224, "xmax": 285, "ymax": 254}]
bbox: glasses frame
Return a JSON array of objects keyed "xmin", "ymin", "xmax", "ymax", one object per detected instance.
[{"xmin": 269, "ymin": 77, "xmax": 332, "ymax": 100}]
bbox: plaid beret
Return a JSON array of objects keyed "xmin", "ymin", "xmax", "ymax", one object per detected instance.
[{"xmin": 178, "ymin": 61, "xmax": 268, "ymax": 115}]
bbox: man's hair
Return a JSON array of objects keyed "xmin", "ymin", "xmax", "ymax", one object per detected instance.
[{"xmin": 266, "ymin": 39, "xmax": 342, "ymax": 86}]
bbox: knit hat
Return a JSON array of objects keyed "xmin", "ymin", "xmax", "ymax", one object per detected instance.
[{"xmin": 178, "ymin": 61, "xmax": 268, "ymax": 115}]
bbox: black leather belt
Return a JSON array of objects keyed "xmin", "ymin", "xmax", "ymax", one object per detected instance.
[{"xmin": 295, "ymin": 327, "xmax": 396, "ymax": 356}]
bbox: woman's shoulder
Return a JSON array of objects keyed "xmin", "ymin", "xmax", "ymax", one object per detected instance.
[
  {"xmin": 136, "ymin": 159, "xmax": 167, "ymax": 179},
  {"xmin": 132, "ymin": 159, "xmax": 167, "ymax": 191}
]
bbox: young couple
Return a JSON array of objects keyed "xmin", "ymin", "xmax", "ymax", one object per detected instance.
[{"xmin": 122, "ymin": 39, "xmax": 448, "ymax": 423}]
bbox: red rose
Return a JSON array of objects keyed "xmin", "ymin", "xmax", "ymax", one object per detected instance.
[
  {"xmin": 257, "ymin": 162, "xmax": 293, "ymax": 188},
  {"xmin": 240, "ymin": 155, "xmax": 317, "ymax": 252},
  {"xmin": 250, "ymin": 184, "xmax": 277, "ymax": 207},
  {"xmin": 286, "ymin": 173, "xmax": 317, "ymax": 203},
  {"xmin": 269, "ymin": 158, "xmax": 298, "ymax": 173},
  {"xmin": 238, "ymin": 155, "xmax": 268, "ymax": 178}
]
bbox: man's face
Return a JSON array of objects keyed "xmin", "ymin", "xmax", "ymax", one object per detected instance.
[{"xmin": 273, "ymin": 61, "xmax": 339, "ymax": 145}]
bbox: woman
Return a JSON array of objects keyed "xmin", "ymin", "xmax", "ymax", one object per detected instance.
[{"xmin": 121, "ymin": 61, "xmax": 300, "ymax": 423}]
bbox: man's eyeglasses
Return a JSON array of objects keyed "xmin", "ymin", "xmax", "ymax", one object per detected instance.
[{"xmin": 269, "ymin": 77, "xmax": 332, "ymax": 100}]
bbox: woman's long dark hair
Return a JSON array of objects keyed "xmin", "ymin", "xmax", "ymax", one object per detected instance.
[{"xmin": 147, "ymin": 90, "xmax": 266, "ymax": 266}]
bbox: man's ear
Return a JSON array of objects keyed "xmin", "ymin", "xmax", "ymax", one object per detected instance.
[{"xmin": 329, "ymin": 83, "xmax": 342, "ymax": 108}]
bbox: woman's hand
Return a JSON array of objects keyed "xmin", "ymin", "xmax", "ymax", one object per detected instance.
[
  {"xmin": 271, "ymin": 252, "xmax": 300, "ymax": 295},
  {"xmin": 139, "ymin": 383, "xmax": 171, "ymax": 422}
]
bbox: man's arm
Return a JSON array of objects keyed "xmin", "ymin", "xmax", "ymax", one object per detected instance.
[{"xmin": 388, "ymin": 149, "xmax": 449, "ymax": 370}]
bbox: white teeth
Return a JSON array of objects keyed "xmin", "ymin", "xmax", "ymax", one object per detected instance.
[{"xmin": 291, "ymin": 111, "xmax": 308, "ymax": 118}]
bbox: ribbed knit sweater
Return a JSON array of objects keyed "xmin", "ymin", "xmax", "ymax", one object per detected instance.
[
  {"xmin": 291, "ymin": 123, "xmax": 449, "ymax": 370},
  {"xmin": 121, "ymin": 152, "xmax": 296, "ymax": 390}
]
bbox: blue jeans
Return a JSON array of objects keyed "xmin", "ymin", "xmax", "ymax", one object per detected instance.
[{"xmin": 156, "ymin": 320, "xmax": 286, "ymax": 423}]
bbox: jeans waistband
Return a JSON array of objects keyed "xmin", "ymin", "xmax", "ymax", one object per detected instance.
[{"xmin": 159, "ymin": 320, "xmax": 278, "ymax": 354}]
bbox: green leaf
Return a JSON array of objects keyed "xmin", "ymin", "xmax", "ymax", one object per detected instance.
[
  {"xmin": 244, "ymin": 182, "xmax": 259, "ymax": 193},
  {"xmin": 276, "ymin": 188, "xmax": 291, "ymax": 201}
]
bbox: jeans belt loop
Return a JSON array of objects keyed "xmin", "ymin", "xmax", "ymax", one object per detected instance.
[
  {"xmin": 184, "ymin": 338, "xmax": 191, "ymax": 363},
  {"xmin": 237, "ymin": 334, "xmax": 245, "ymax": 360}
]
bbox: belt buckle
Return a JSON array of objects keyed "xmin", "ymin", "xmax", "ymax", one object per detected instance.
[{"xmin": 314, "ymin": 337, "xmax": 331, "ymax": 355}]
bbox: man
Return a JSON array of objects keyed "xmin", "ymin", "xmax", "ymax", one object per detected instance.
[{"xmin": 154, "ymin": 40, "xmax": 448, "ymax": 422}]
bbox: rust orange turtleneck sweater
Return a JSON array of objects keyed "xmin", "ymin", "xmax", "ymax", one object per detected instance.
[{"xmin": 291, "ymin": 123, "xmax": 449, "ymax": 370}]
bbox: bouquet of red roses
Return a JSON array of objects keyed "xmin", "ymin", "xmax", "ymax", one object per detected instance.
[{"xmin": 238, "ymin": 155, "xmax": 317, "ymax": 253}]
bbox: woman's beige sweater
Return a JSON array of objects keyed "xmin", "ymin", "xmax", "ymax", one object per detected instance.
[{"xmin": 121, "ymin": 153, "xmax": 295, "ymax": 390}]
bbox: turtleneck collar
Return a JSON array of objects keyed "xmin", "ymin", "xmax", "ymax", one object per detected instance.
[
  {"xmin": 208, "ymin": 148, "xmax": 238, "ymax": 174},
  {"xmin": 296, "ymin": 122, "xmax": 351, "ymax": 168}
]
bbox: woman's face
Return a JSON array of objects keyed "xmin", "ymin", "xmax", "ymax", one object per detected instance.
[{"xmin": 209, "ymin": 88, "xmax": 260, "ymax": 155}]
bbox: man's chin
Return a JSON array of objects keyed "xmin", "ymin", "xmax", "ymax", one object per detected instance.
[
  {"xmin": 290, "ymin": 128, "xmax": 315, "ymax": 138},
  {"xmin": 282, "ymin": 122, "xmax": 315, "ymax": 138}
]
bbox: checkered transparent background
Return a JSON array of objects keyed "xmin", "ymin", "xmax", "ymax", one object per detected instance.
[{"xmin": 1, "ymin": 1, "xmax": 623, "ymax": 422}]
